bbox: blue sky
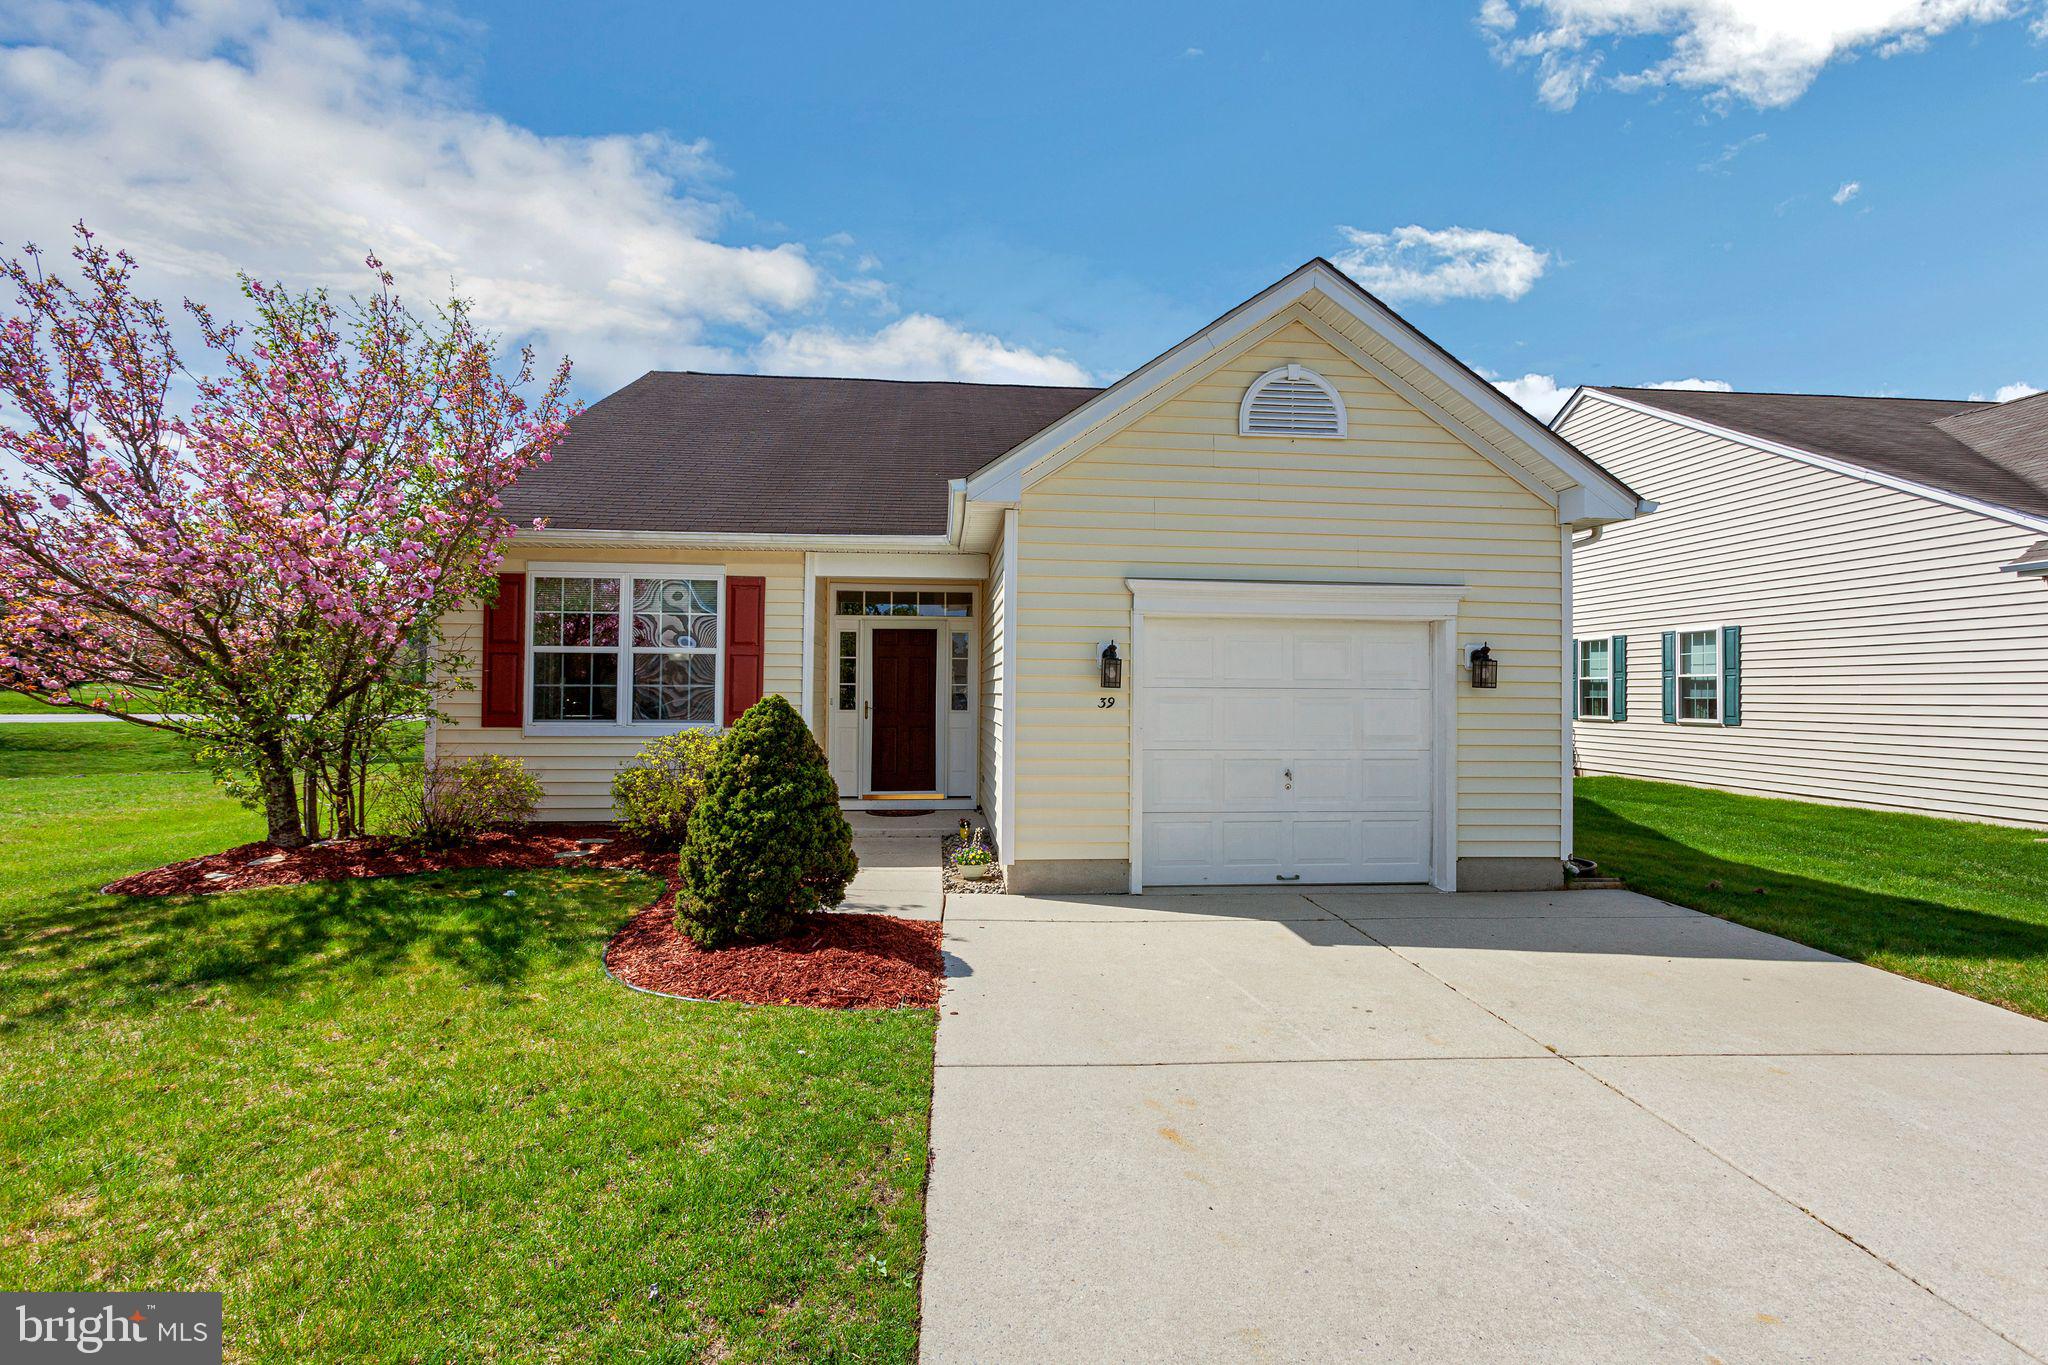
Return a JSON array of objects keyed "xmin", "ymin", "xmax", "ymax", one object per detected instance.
[{"xmin": 2, "ymin": 0, "xmax": 2044, "ymax": 416}]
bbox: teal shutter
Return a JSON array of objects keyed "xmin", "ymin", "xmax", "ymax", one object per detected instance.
[
  {"xmin": 1610, "ymin": 635, "xmax": 1628, "ymax": 722},
  {"xmin": 1721, "ymin": 625, "xmax": 1742, "ymax": 726},
  {"xmin": 1660, "ymin": 631, "xmax": 1677, "ymax": 723}
]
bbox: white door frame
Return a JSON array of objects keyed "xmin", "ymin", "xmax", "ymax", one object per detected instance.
[
  {"xmin": 1126, "ymin": 578, "xmax": 1464, "ymax": 894},
  {"xmin": 826, "ymin": 582, "xmax": 980, "ymax": 799}
]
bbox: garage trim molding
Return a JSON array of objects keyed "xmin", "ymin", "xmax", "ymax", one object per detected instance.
[{"xmin": 1124, "ymin": 578, "xmax": 1465, "ymax": 895}]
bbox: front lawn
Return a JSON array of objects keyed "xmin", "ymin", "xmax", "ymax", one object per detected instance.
[
  {"xmin": 0, "ymin": 758, "xmax": 933, "ymax": 1359},
  {"xmin": 1575, "ymin": 776, "xmax": 2048, "ymax": 1020}
]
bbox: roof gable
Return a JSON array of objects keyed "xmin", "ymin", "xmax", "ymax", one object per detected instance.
[{"xmin": 961, "ymin": 259, "xmax": 1641, "ymax": 528}]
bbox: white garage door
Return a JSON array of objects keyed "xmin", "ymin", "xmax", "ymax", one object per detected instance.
[{"xmin": 1140, "ymin": 617, "xmax": 1435, "ymax": 886}]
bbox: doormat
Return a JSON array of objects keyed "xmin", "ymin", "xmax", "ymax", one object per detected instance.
[{"xmin": 860, "ymin": 809, "xmax": 936, "ymax": 817}]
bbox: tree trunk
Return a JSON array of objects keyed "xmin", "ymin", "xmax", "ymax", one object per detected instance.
[{"xmin": 257, "ymin": 756, "xmax": 308, "ymax": 848}]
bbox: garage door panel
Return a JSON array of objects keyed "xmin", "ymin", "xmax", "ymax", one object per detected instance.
[
  {"xmin": 1290, "ymin": 632, "xmax": 1366, "ymax": 686},
  {"xmin": 1288, "ymin": 757, "xmax": 1358, "ymax": 806},
  {"xmin": 1147, "ymin": 753, "xmax": 1219, "ymax": 807},
  {"xmin": 1290, "ymin": 818, "xmax": 1359, "ymax": 868},
  {"xmin": 1219, "ymin": 818, "xmax": 1286, "ymax": 871},
  {"xmin": 1292, "ymin": 694, "xmax": 1365, "ymax": 748},
  {"xmin": 1141, "ymin": 616, "xmax": 1437, "ymax": 887},
  {"xmin": 1148, "ymin": 693, "xmax": 1216, "ymax": 746},
  {"xmin": 1145, "ymin": 817, "xmax": 1221, "ymax": 876},
  {"xmin": 1222, "ymin": 758, "xmax": 1286, "ymax": 805},
  {"xmin": 1361, "ymin": 694, "xmax": 1431, "ymax": 749},
  {"xmin": 1215, "ymin": 694, "xmax": 1291, "ymax": 748},
  {"xmin": 1149, "ymin": 630, "xmax": 1217, "ymax": 686}
]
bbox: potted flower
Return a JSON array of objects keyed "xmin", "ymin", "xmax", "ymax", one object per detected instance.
[{"xmin": 953, "ymin": 845, "xmax": 996, "ymax": 881}]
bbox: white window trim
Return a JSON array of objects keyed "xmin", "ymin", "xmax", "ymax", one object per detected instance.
[
  {"xmin": 1238, "ymin": 364, "xmax": 1349, "ymax": 439},
  {"xmin": 1575, "ymin": 638, "xmax": 1615, "ymax": 722},
  {"xmin": 523, "ymin": 561, "xmax": 726, "ymax": 737},
  {"xmin": 1124, "ymin": 578, "xmax": 1462, "ymax": 895},
  {"xmin": 1673, "ymin": 625, "xmax": 1722, "ymax": 725}
]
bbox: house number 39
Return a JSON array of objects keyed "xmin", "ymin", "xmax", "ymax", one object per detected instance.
[{"xmin": 1098, "ymin": 696, "xmax": 1117, "ymax": 708}]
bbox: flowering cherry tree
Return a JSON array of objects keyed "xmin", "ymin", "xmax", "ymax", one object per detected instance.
[{"xmin": 0, "ymin": 226, "xmax": 573, "ymax": 845}]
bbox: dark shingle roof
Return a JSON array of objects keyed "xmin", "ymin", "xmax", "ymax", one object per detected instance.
[
  {"xmin": 1597, "ymin": 386, "xmax": 2048, "ymax": 521},
  {"xmin": 501, "ymin": 372, "xmax": 1100, "ymax": 536}
]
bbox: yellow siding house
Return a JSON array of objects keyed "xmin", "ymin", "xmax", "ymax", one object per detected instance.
[{"xmin": 433, "ymin": 261, "xmax": 1646, "ymax": 892}]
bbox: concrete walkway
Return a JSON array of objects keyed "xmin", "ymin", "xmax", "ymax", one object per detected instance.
[
  {"xmin": 921, "ymin": 888, "xmax": 2048, "ymax": 1363},
  {"xmin": 833, "ymin": 809, "xmax": 950, "ymax": 922}
]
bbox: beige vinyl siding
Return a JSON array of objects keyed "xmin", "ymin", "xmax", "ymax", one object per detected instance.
[
  {"xmin": 979, "ymin": 526, "xmax": 1008, "ymax": 847},
  {"xmin": 1562, "ymin": 394, "xmax": 2048, "ymax": 826},
  {"xmin": 1010, "ymin": 314, "xmax": 1567, "ymax": 867},
  {"xmin": 434, "ymin": 545, "xmax": 805, "ymax": 820}
]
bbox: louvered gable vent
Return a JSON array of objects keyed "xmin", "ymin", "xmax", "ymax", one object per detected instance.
[{"xmin": 1239, "ymin": 364, "xmax": 1347, "ymax": 438}]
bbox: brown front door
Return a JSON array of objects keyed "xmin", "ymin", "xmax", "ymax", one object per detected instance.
[{"xmin": 870, "ymin": 629, "xmax": 938, "ymax": 792}]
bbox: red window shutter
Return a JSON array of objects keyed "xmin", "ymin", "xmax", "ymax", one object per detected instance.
[
  {"xmin": 480, "ymin": 572, "xmax": 525, "ymax": 728},
  {"xmin": 724, "ymin": 576, "xmax": 766, "ymax": 725}
]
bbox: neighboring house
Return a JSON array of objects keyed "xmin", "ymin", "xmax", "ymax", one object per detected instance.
[
  {"xmin": 1557, "ymin": 385, "xmax": 2048, "ymax": 827},
  {"xmin": 431, "ymin": 261, "xmax": 1644, "ymax": 893}
]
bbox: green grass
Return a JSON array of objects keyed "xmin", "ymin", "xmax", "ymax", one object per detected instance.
[
  {"xmin": 0, "ymin": 720, "xmax": 211, "ymax": 777},
  {"xmin": 0, "ymin": 771, "xmax": 934, "ymax": 1359},
  {"xmin": 1576, "ymin": 775, "xmax": 2048, "ymax": 1020},
  {"xmin": 0, "ymin": 686, "xmax": 163, "ymax": 714},
  {"xmin": 0, "ymin": 719, "xmax": 424, "ymax": 780}
]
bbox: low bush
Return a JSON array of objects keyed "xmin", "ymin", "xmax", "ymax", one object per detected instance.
[
  {"xmin": 678, "ymin": 694, "xmax": 857, "ymax": 948},
  {"xmin": 611, "ymin": 730, "xmax": 722, "ymax": 847},
  {"xmin": 371, "ymin": 753, "xmax": 543, "ymax": 846}
]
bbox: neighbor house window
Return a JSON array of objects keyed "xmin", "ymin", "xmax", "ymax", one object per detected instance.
[
  {"xmin": 1577, "ymin": 639, "xmax": 1611, "ymax": 719},
  {"xmin": 529, "ymin": 570, "xmax": 720, "ymax": 727},
  {"xmin": 1677, "ymin": 629, "xmax": 1721, "ymax": 722}
]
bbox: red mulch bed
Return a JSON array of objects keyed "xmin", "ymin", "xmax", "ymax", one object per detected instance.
[
  {"xmin": 103, "ymin": 825, "xmax": 942, "ymax": 1010},
  {"xmin": 605, "ymin": 904, "xmax": 941, "ymax": 1010}
]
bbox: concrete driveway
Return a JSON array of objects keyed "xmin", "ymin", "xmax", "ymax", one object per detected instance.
[{"xmin": 920, "ymin": 888, "xmax": 2048, "ymax": 1363}]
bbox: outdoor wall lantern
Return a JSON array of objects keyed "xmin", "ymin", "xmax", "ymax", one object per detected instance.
[
  {"xmin": 1098, "ymin": 641, "xmax": 1124, "ymax": 689},
  {"xmin": 1467, "ymin": 643, "xmax": 1499, "ymax": 689}
]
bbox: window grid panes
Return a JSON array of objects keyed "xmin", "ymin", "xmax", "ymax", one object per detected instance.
[
  {"xmin": 837, "ymin": 630, "xmax": 857, "ymax": 711},
  {"xmin": 950, "ymin": 631, "xmax": 970, "ymax": 712},
  {"xmin": 530, "ymin": 572, "xmax": 719, "ymax": 726},
  {"xmin": 1577, "ymin": 639, "xmax": 1611, "ymax": 719},
  {"xmin": 1678, "ymin": 630, "xmax": 1720, "ymax": 722},
  {"xmin": 833, "ymin": 589, "xmax": 971, "ymax": 617},
  {"xmin": 531, "ymin": 575, "xmax": 621, "ymax": 721}
]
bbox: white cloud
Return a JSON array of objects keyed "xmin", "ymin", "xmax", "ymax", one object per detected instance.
[
  {"xmin": 1642, "ymin": 377, "xmax": 1735, "ymax": 392},
  {"xmin": 1481, "ymin": 1, "xmax": 2041, "ymax": 110},
  {"xmin": 1969, "ymin": 381, "xmax": 2044, "ymax": 402},
  {"xmin": 1332, "ymin": 225, "xmax": 1549, "ymax": 304},
  {"xmin": 1700, "ymin": 132, "xmax": 1766, "ymax": 171},
  {"xmin": 1491, "ymin": 373, "xmax": 1573, "ymax": 421},
  {"xmin": 752, "ymin": 315, "xmax": 1092, "ymax": 386},
  {"xmin": 1486, "ymin": 373, "xmax": 1735, "ymax": 422},
  {"xmin": 1832, "ymin": 180, "xmax": 1863, "ymax": 205},
  {"xmin": 0, "ymin": 0, "xmax": 1081, "ymax": 392},
  {"xmin": 1182, "ymin": 46, "xmax": 1205, "ymax": 58}
]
